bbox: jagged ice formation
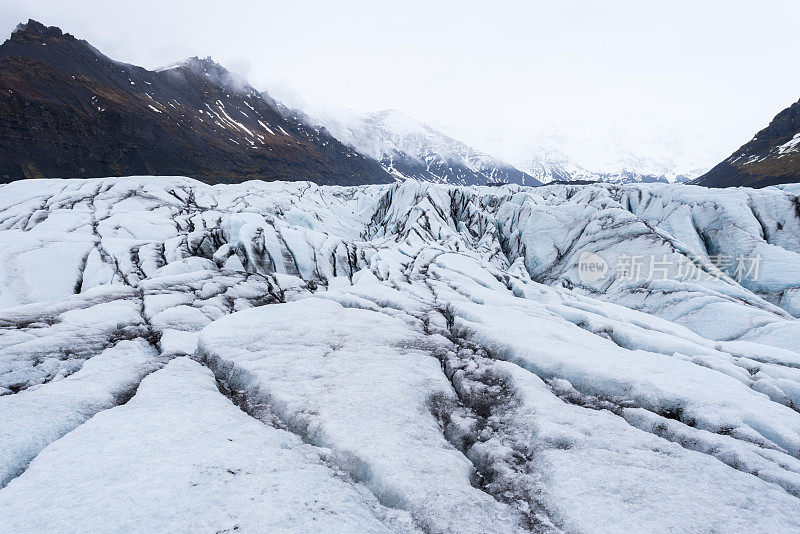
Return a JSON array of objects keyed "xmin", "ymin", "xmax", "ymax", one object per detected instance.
[{"xmin": 1, "ymin": 177, "xmax": 800, "ymax": 532}]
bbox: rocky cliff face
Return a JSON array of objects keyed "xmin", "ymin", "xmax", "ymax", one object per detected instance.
[
  {"xmin": 694, "ymin": 97, "xmax": 800, "ymax": 188},
  {"xmin": 0, "ymin": 20, "xmax": 392, "ymax": 185}
]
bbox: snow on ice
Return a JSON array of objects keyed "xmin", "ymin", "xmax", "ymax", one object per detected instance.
[{"xmin": 1, "ymin": 176, "xmax": 800, "ymax": 532}]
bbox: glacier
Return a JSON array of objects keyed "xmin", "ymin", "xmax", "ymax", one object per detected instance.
[{"xmin": 1, "ymin": 176, "xmax": 800, "ymax": 532}]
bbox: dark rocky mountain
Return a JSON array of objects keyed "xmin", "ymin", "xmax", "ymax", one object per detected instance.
[
  {"xmin": 0, "ymin": 20, "xmax": 392, "ymax": 185},
  {"xmin": 693, "ymin": 97, "xmax": 800, "ymax": 188}
]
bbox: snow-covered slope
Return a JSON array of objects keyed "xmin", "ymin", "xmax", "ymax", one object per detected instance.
[
  {"xmin": 514, "ymin": 145, "xmax": 579, "ymax": 184},
  {"xmin": 319, "ymin": 110, "xmax": 540, "ymax": 186},
  {"xmin": 1, "ymin": 177, "xmax": 800, "ymax": 532}
]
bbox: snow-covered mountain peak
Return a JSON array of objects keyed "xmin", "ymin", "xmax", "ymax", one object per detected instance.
[{"xmin": 318, "ymin": 108, "xmax": 539, "ymax": 186}]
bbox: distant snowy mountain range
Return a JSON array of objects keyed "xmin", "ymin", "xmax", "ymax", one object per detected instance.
[
  {"xmin": 311, "ymin": 109, "xmax": 538, "ymax": 186},
  {"xmin": 312, "ymin": 109, "xmax": 705, "ymax": 186},
  {"xmin": 527, "ymin": 149, "xmax": 702, "ymax": 185}
]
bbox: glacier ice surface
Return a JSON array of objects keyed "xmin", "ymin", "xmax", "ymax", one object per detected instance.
[{"xmin": 1, "ymin": 176, "xmax": 800, "ymax": 532}]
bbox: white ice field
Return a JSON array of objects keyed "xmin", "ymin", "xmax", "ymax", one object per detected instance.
[{"xmin": 1, "ymin": 177, "xmax": 800, "ymax": 533}]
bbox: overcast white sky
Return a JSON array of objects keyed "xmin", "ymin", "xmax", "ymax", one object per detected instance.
[{"xmin": 3, "ymin": 0, "xmax": 800, "ymax": 173}]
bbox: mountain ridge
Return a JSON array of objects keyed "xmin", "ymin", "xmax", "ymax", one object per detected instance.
[
  {"xmin": 0, "ymin": 19, "xmax": 392, "ymax": 185},
  {"xmin": 693, "ymin": 96, "xmax": 800, "ymax": 188}
]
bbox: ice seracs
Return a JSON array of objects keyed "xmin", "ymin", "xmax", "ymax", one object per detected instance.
[{"xmin": 1, "ymin": 176, "xmax": 800, "ymax": 532}]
